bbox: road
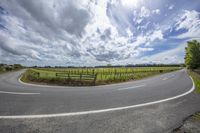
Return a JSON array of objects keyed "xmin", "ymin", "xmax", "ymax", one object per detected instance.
[{"xmin": 0, "ymin": 69, "xmax": 200, "ymax": 133}]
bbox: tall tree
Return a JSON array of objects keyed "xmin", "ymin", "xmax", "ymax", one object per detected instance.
[{"xmin": 185, "ymin": 40, "xmax": 200, "ymax": 69}]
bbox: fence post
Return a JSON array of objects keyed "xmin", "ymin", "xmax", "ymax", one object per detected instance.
[
  {"xmin": 68, "ymin": 73, "xmax": 70, "ymax": 79},
  {"xmin": 92, "ymin": 69, "xmax": 95, "ymax": 75},
  {"xmin": 93, "ymin": 73, "xmax": 97, "ymax": 85},
  {"xmin": 37, "ymin": 72, "xmax": 40, "ymax": 78},
  {"xmin": 80, "ymin": 73, "xmax": 82, "ymax": 81},
  {"xmin": 114, "ymin": 69, "xmax": 117, "ymax": 80}
]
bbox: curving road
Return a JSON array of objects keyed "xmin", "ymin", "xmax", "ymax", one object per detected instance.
[
  {"xmin": 0, "ymin": 69, "xmax": 195, "ymax": 116},
  {"xmin": 0, "ymin": 69, "xmax": 200, "ymax": 133}
]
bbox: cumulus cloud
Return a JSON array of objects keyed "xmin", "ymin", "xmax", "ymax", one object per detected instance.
[
  {"xmin": 152, "ymin": 9, "xmax": 160, "ymax": 15},
  {"xmin": 175, "ymin": 10, "xmax": 200, "ymax": 39},
  {"xmin": 0, "ymin": 32, "xmax": 41, "ymax": 60},
  {"xmin": 4, "ymin": 0, "xmax": 90, "ymax": 37},
  {"xmin": 140, "ymin": 6, "xmax": 151, "ymax": 18},
  {"xmin": 0, "ymin": 0, "xmax": 199, "ymax": 66},
  {"xmin": 141, "ymin": 43, "xmax": 186, "ymax": 64},
  {"xmin": 168, "ymin": 5, "xmax": 174, "ymax": 10}
]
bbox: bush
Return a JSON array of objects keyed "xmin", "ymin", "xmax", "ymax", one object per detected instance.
[{"xmin": 185, "ymin": 40, "xmax": 200, "ymax": 69}]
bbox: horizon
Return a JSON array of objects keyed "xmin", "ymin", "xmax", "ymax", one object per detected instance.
[
  {"xmin": 0, "ymin": 0, "xmax": 200, "ymax": 66},
  {"xmin": 0, "ymin": 62, "xmax": 184, "ymax": 67}
]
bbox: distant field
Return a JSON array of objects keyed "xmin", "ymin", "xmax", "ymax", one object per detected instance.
[
  {"xmin": 0, "ymin": 64, "xmax": 23, "ymax": 74},
  {"xmin": 21, "ymin": 67, "xmax": 181, "ymax": 86}
]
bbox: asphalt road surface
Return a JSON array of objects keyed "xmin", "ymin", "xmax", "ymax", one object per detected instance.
[{"xmin": 0, "ymin": 69, "xmax": 200, "ymax": 133}]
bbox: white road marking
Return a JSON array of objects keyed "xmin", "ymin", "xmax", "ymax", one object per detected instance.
[
  {"xmin": 0, "ymin": 76, "xmax": 195, "ymax": 119},
  {"xmin": 162, "ymin": 77, "xmax": 169, "ymax": 80},
  {"xmin": 162, "ymin": 74, "xmax": 175, "ymax": 81},
  {"xmin": 118, "ymin": 84, "xmax": 146, "ymax": 90},
  {"xmin": 18, "ymin": 76, "xmax": 68, "ymax": 88},
  {"xmin": 0, "ymin": 91, "xmax": 40, "ymax": 95}
]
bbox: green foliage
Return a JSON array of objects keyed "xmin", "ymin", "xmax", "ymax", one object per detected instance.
[
  {"xmin": 185, "ymin": 40, "xmax": 200, "ymax": 69},
  {"xmin": 193, "ymin": 113, "xmax": 200, "ymax": 121},
  {"xmin": 106, "ymin": 64, "xmax": 112, "ymax": 67},
  {"xmin": 0, "ymin": 64, "xmax": 23, "ymax": 73},
  {"xmin": 13, "ymin": 64, "xmax": 23, "ymax": 69}
]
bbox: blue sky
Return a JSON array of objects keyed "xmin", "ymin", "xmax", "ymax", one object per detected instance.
[{"xmin": 0, "ymin": 0, "xmax": 200, "ymax": 66}]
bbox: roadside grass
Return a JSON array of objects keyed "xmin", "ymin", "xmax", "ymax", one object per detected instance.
[
  {"xmin": 21, "ymin": 67, "xmax": 180, "ymax": 86},
  {"xmin": 193, "ymin": 113, "xmax": 200, "ymax": 121},
  {"xmin": 189, "ymin": 69, "xmax": 200, "ymax": 121},
  {"xmin": 189, "ymin": 70, "xmax": 200, "ymax": 94}
]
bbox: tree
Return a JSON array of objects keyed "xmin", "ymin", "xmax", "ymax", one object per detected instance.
[
  {"xmin": 106, "ymin": 64, "xmax": 112, "ymax": 67},
  {"xmin": 13, "ymin": 64, "xmax": 23, "ymax": 69},
  {"xmin": 185, "ymin": 40, "xmax": 200, "ymax": 69}
]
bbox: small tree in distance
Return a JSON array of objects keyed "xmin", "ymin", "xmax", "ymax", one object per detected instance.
[{"xmin": 185, "ymin": 40, "xmax": 200, "ymax": 69}]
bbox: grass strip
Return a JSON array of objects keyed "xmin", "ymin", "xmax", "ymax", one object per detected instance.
[
  {"xmin": 189, "ymin": 70, "xmax": 200, "ymax": 94},
  {"xmin": 21, "ymin": 67, "xmax": 180, "ymax": 86}
]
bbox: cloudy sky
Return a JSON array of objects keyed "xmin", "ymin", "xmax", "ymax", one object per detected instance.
[{"xmin": 0, "ymin": 0, "xmax": 200, "ymax": 66}]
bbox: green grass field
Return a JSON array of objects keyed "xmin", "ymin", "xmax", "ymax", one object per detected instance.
[{"xmin": 21, "ymin": 67, "xmax": 181, "ymax": 86}]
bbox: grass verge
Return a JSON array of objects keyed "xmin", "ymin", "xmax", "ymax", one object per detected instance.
[
  {"xmin": 189, "ymin": 70, "xmax": 200, "ymax": 121},
  {"xmin": 21, "ymin": 67, "xmax": 180, "ymax": 86},
  {"xmin": 193, "ymin": 113, "xmax": 200, "ymax": 121},
  {"xmin": 189, "ymin": 70, "xmax": 200, "ymax": 94}
]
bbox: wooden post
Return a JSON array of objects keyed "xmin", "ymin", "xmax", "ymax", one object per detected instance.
[
  {"xmin": 80, "ymin": 73, "xmax": 82, "ymax": 81},
  {"xmin": 93, "ymin": 73, "xmax": 97, "ymax": 85},
  {"xmin": 114, "ymin": 69, "xmax": 117, "ymax": 80},
  {"xmin": 37, "ymin": 72, "xmax": 40, "ymax": 78}
]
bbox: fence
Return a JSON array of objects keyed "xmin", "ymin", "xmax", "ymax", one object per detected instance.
[
  {"xmin": 55, "ymin": 73, "xmax": 97, "ymax": 85},
  {"xmin": 25, "ymin": 67, "xmax": 180, "ymax": 86}
]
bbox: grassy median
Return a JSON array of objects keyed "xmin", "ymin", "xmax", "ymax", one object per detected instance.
[{"xmin": 21, "ymin": 67, "xmax": 180, "ymax": 86}]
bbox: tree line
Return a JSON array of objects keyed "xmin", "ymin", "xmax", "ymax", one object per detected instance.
[{"xmin": 185, "ymin": 40, "xmax": 200, "ymax": 69}]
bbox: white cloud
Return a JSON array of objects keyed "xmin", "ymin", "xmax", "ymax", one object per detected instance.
[
  {"xmin": 134, "ymin": 29, "xmax": 163, "ymax": 47},
  {"xmin": 152, "ymin": 9, "xmax": 160, "ymax": 15},
  {"xmin": 0, "ymin": 32, "xmax": 41, "ymax": 60},
  {"xmin": 144, "ymin": 43, "xmax": 186, "ymax": 64},
  {"xmin": 168, "ymin": 5, "xmax": 174, "ymax": 10},
  {"xmin": 126, "ymin": 28, "xmax": 133, "ymax": 37},
  {"xmin": 140, "ymin": 6, "xmax": 151, "ymax": 18},
  {"xmin": 175, "ymin": 10, "xmax": 200, "ymax": 39},
  {"xmin": 0, "ymin": 0, "xmax": 196, "ymax": 66},
  {"xmin": 149, "ymin": 30, "xmax": 163, "ymax": 42}
]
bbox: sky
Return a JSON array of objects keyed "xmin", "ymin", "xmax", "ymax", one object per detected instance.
[{"xmin": 0, "ymin": 0, "xmax": 200, "ymax": 66}]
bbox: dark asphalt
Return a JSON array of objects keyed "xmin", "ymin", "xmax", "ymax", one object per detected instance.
[{"xmin": 0, "ymin": 69, "xmax": 200, "ymax": 133}]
